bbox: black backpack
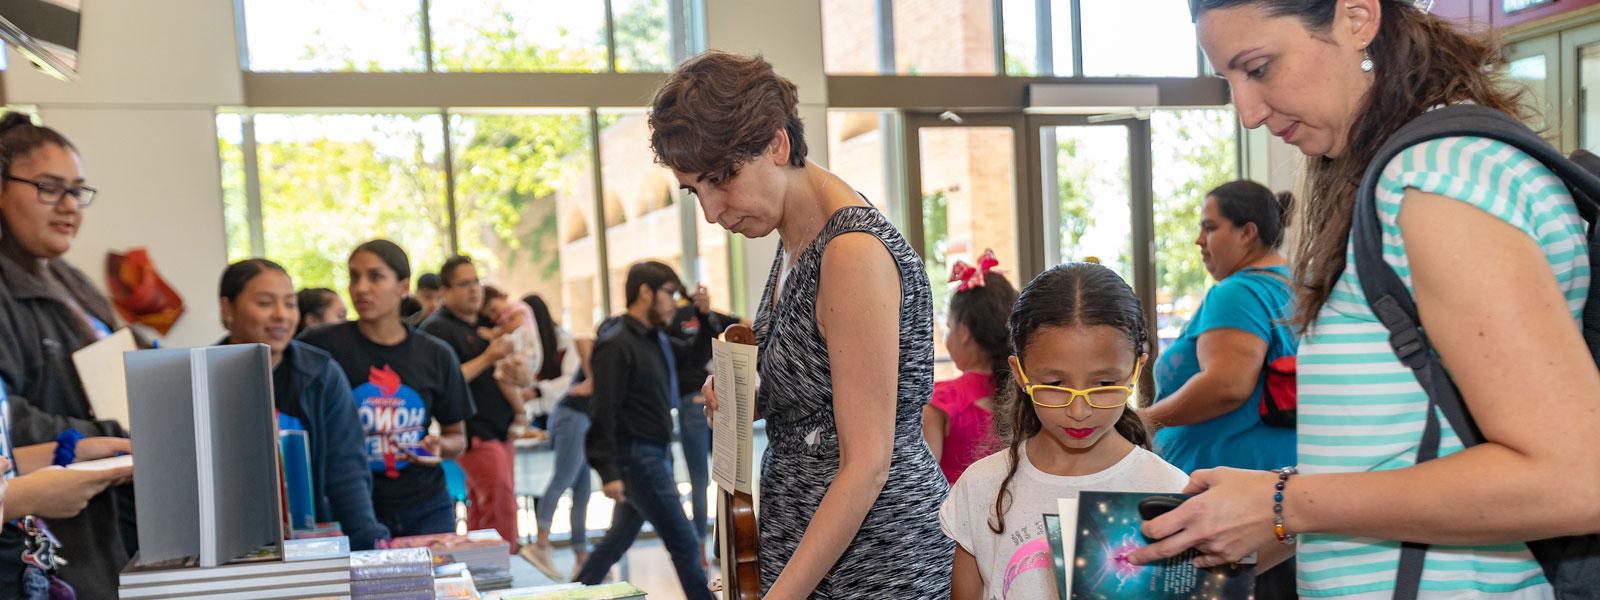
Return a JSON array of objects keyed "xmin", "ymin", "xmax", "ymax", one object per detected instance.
[{"xmin": 1353, "ymin": 104, "xmax": 1600, "ymax": 599}]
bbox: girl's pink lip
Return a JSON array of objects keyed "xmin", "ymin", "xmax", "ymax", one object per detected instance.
[{"xmin": 1065, "ymin": 427, "xmax": 1096, "ymax": 439}]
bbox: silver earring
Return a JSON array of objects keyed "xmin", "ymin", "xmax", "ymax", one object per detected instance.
[{"xmin": 1360, "ymin": 49, "xmax": 1374, "ymax": 72}]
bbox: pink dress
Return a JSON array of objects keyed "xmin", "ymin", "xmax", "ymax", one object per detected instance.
[{"xmin": 930, "ymin": 371, "xmax": 997, "ymax": 483}]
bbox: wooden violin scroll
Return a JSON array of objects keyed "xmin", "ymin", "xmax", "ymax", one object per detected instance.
[
  {"xmin": 723, "ymin": 323, "xmax": 756, "ymax": 345},
  {"xmin": 720, "ymin": 323, "xmax": 760, "ymax": 600}
]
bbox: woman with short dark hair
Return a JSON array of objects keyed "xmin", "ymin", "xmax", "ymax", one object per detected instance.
[{"xmin": 653, "ymin": 51, "xmax": 951, "ymax": 598}]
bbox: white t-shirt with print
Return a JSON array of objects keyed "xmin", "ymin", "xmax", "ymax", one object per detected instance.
[{"xmin": 940, "ymin": 443, "xmax": 1189, "ymax": 600}]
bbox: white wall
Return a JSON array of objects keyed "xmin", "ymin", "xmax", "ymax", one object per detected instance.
[
  {"xmin": 5, "ymin": 0, "xmax": 244, "ymax": 347},
  {"xmin": 703, "ymin": 0, "xmax": 830, "ymax": 319},
  {"xmin": 1242, "ymin": 126, "xmax": 1303, "ymax": 195},
  {"xmin": 5, "ymin": 0, "xmax": 243, "ymax": 105},
  {"xmin": 1242, "ymin": 126, "xmax": 1306, "ymax": 256},
  {"xmin": 47, "ymin": 107, "xmax": 231, "ymax": 346}
]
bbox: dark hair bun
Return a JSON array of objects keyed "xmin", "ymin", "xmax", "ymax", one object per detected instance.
[{"xmin": 0, "ymin": 112, "xmax": 32, "ymax": 134}]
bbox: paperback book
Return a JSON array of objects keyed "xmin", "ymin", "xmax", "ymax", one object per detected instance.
[{"xmin": 1052, "ymin": 492, "xmax": 1253, "ymax": 599}]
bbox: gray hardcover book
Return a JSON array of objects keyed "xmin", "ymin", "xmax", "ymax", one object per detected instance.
[{"xmin": 125, "ymin": 345, "xmax": 283, "ymax": 567}]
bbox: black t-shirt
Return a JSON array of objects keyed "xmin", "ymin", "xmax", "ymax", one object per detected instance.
[
  {"xmin": 667, "ymin": 306, "xmax": 738, "ymax": 397},
  {"xmin": 300, "ymin": 322, "xmax": 475, "ymax": 514},
  {"xmin": 421, "ymin": 311, "xmax": 514, "ymax": 442}
]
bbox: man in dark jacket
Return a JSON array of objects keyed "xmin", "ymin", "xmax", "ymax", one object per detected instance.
[
  {"xmin": 665, "ymin": 303, "xmax": 739, "ymax": 540},
  {"xmin": 577, "ymin": 261, "xmax": 714, "ymax": 600}
]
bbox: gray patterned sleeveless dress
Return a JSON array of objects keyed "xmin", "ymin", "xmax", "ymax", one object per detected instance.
[{"xmin": 753, "ymin": 205, "xmax": 954, "ymax": 598}]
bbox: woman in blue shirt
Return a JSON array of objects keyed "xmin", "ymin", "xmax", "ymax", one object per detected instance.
[{"xmin": 1140, "ymin": 180, "xmax": 1296, "ymax": 474}]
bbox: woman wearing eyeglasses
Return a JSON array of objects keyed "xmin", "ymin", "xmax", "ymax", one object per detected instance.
[{"xmin": 0, "ymin": 111, "xmax": 140, "ymax": 599}]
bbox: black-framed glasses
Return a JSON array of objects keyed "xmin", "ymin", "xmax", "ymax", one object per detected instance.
[{"xmin": 5, "ymin": 175, "xmax": 96, "ymax": 208}]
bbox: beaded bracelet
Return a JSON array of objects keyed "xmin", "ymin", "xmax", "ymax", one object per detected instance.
[
  {"xmin": 51, "ymin": 429, "xmax": 83, "ymax": 467},
  {"xmin": 1273, "ymin": 466, "xmax": 1298, "ymax": 546}
]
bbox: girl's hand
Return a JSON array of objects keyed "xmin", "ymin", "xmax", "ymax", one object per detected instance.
[
  {"xmin": 76, "ymin": 437, "xmax": 132, "ymax": 462},
  {"xmin": 1127, "ymin": 467, "xmax": 1281, "ymax": 568}
]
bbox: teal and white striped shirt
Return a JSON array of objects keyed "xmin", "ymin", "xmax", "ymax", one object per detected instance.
[{"xmin": 1297, "ymin": 135, "xmax": 1590, "ymax": 599}]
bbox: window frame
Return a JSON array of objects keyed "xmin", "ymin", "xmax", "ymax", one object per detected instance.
[{"xmin": 236, "ymin": 0, "xmax": 704, "ymax": 74}]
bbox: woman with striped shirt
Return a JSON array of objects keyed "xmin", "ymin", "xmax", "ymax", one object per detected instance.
[{"xmin": 1129, "ymin": 1, "xmax": 1600, "ymax": 598}]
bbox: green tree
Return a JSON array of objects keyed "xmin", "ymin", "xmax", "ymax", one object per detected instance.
[
  {"xmin": 217, "ymin": 118, "xmax": 250, "ymax": 264},
  {"xmin": 229, "ymin": 115, "xmax": 451, "ymax": 295},
  {"xmin": 217, "ymin": 3, "xmax": 688, "ymax": 318},
  {"xmin": 1053, "ymin": 128, "xmax": 1131, "ymax": 276},
  {"xmin": 613, "ymin": 0, "xmax": 671, "ymax": 71},
  {"xmin": 1055, "ymin": 136, "xmax": 1094, "ymax": 251}
]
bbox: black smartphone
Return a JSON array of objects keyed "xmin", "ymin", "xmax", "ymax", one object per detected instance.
[{"xmin": 1137, "ymin": 495, "xmax": 1186, "ymax": 521}]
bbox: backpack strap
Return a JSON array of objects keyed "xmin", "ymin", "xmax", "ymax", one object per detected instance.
[{"xmin": 1351, "ymin": 105, "xmax": 1600, "ymax": 599}]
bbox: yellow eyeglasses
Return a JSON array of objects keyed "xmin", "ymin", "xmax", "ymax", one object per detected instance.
[{"xmin": 1015, "ymin": 356, "xmax": 1146, "ymax": 409}]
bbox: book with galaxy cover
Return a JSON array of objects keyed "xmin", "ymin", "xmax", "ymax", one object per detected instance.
[{"xmin": 1056, "ymin": 492, "xmax": 1253, "ymax": 599}]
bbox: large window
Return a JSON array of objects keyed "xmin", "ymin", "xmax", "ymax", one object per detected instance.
[
  {"xmin": 1079, "ymin": 0, "xmax": 1198, "ymax": 77},
  {"xmin": 241, "ymin": 0, "xmax": 698, "ymax": 73},
  {"xmin": 822, "ymin": 0, "xmax": 1197, "ymax": 77},
  {"xmin": 1151, "ymin": 109, "xmax": 1239, "ymax": 349},
  {"xmin": 240, "ymin": 1, "xmax": 425, "ymax": 72},
  {"xmin": 449, "ymin": 110, "xmax": 604, "ymax": 333},
  {"xmin": 827, "ymin": 110, "xmax": 902, "ymax": 225},
  {"xmin": 916, "ymin": 125, "xmax": 1018, "ymax": 379},
  {"xmin": 220, "ymin": 107, "xmax": 729, "ymax": 336},
  {"xmin": 430, "ymin": 1, "xmax": 607, "ymax": 72},
  {"xmin": 217, "ymin": 114, "xmax": 250, "ymax": 265},
  {"xmin": 598, "ymin": 109, "xmax": 685, "ymax": 316},
  {"xmin": 1047, "ymin": 125, "xmax": 1133, "ymax": 278},
  {"xmin": 1000, "ymin": 0, "xmax": 1074, "ymax": 76},
  {"xmin": 219, "ymin": 113, "xmax": 451, "ymax": 295}
]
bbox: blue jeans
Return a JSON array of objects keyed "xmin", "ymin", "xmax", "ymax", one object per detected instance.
[
  {"xmin": 677, "ymin": 397, "xmax": 711, "ymax": 539},
  {"xmin": 536, "ymin": 404, "xmax": 592, "ymax": 553},
  {"xmin": 575, "ymin": 442, "xmax": 712, "ymax": 600},
  {"xmin": 376, "ymin": 489, "xmax": 456, "ymax": 538}
]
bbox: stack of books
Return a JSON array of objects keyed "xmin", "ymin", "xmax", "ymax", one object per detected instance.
[
  {"xmin": 382, "ymin": 530, "xmax": 513, "ymax": 590},
  {"xmin": 118, "ymin": 549, "xmax": 351, "ymax": 599},
  {"xmin": 349, "ymin": 548, "xmax": 435, "ymax": 599}
]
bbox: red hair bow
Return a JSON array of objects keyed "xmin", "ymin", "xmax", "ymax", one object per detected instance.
[{"xmin": 949, "ymin": 249, "xmax": 1000, "ymax": 293}]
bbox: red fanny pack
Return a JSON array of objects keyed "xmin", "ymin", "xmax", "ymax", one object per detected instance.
[{"xmin": 1260, "ymin": 355, "xmax": 1296, "ymax": 428}]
